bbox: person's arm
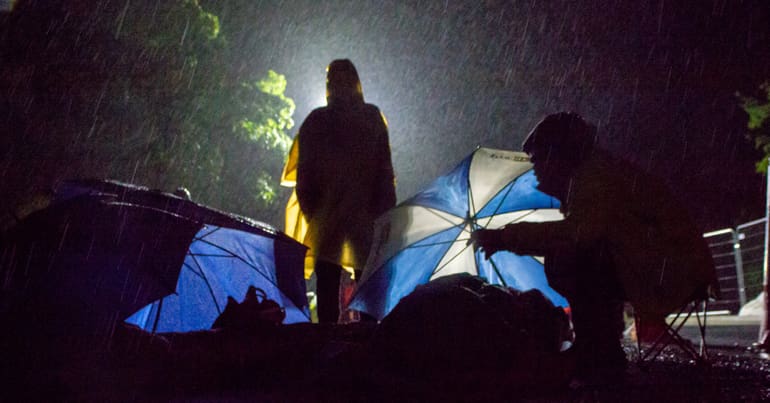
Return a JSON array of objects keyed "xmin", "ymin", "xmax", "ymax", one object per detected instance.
[
  {"xmin": 500, "ymin": 220, "xmax": 577, "ymax": 256},
  {"xmin": 471, "ymin": 219, "xmax": 580, "ymax": 259},
  {"xmin": 472, "ymin": 175, "xmax": 607, "ymax": 259}
]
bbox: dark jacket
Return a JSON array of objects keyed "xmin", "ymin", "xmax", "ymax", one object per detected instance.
[
  {"xmin": 501, "ymin": 149, "xmax": 717, "ymax": 320},
  {"xmin": 295, "ymin": 101, "xmax": 396, "ymax": 269}
]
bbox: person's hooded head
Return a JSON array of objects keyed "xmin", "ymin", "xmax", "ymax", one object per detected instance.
[
  {"xmin": 521, "ymin": 112, "xmax": 597, "ymax": 200},
  {"xmin": 326, "ymin": 59, "xmax": 364, "ymax": 106}
]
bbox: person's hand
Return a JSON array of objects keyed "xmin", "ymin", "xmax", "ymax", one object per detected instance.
[{"xmin": 468, "ymin": 228, "xmax": 506, "ymax": 260}]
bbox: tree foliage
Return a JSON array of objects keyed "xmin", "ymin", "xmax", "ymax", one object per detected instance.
[
  {"xmin": 739, "ymin": 82, "xmax": 770, "ymax": 173},
  {"xmin": 0, "ymin": 0, "xmax": 294, "ymax": 226}
]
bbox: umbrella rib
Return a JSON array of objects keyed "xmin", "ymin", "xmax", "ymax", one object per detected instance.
[
  {"xmin": 151, "ymin": 297, "xmax": 164, "ymax": 334},
  {"xmin": 188, "ymin": 253, "xmax": 235, "ymax": 258},
  {"xmin": 398, "ymin": 218, "xmax": 474, "ymax": 251},
  {"xmin": 421, "ymin": 206, "xmax": 465, "ymax": 228},
  {"xmin": 432, "ymin": 241, "xmax": 472, "ymax": 276},
  {"xmin": 182, "ymin": 261, "xmax": 205, "ymax": 278},
  {"xmin": 403, "ymin": 238, "xmax": 465, "ymax": 249},
  {"xmin": 187, "ymin": 250, "xmax": 223, "ymax": 315},
  {"xmin": 467, "ymin": 178, "xmax": 477, "ymax": 221},
  {"xmin": 506, "ymin": 209, "xmax": 544, "ymax": 225},
  {"xmin": 197, "ymin": 238, "xmax": 307, "ymax": 317},
  {"xmin": 196, "ymin": 225, "xmax": 224, "ymax": 239},
  {"xmin": 190, "ymin": 237, "xmax": 306, "ymax": 315},
  {"xmin": 476, "ymin": 176, "xmax": 518, "ymax": 229},
  {"xmin": 486, "ymin": 256, "xmax": 508, "ymax": 288},
  {"xmin": 479, "ymin": 208, "xmax": 543, "ymax": 229},
  {"xmin": 192, "ymin": 237, "xmax": 276, "ymax": 283},
  {"xmin": 430, "ymin": 239, "xmax": 507, "ymax": 288}
]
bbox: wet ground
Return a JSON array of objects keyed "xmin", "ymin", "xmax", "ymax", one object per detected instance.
[
  {"xmin": 103, "ymin": 313, "xmax": 770, "ymax": 402},
  {"xmin": 563, "ymin": 344, "xmax": 770, "ymax": 403},
  {"xmin": 161, "ymin": 333, "xmax": 770, "ymax": 403},
  {"xmin": 6, "ymin": 319, "xmax": 769, "ymax": 402}
]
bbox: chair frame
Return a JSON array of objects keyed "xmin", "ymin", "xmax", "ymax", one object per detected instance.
[{"xmin": 635, "ymin": 297, "xmax": 710, "ymax": 366}]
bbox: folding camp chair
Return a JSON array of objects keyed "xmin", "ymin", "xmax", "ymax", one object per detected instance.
[{"xmin": 634, "ymin": 285, "xmax": 715, "ymax": 366}]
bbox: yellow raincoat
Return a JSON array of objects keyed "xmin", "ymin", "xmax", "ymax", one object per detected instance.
[
  {"xmin": 281, "ymin": 103, "xmax": 396, "ymax": 279},
  {"xmin": 280, "ymin": 138, "xmax": 313, "ymax": 278}
]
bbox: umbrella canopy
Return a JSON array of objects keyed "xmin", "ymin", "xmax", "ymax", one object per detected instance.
[
  {"xmin": 349, "ymin": 148, "xmax": 568, "ymax": 320},
  {"xmin": 124, "ymin": 223, "xmax": 310, "ymax": 332},
  {"xmin": 0, "ymin": 180, "xmax": 310, "ymax": 335},
  {"xmin": 47, "ymin": 179, "xmax": 309, "ymax": 332},
  {"xmin": 0, "ymin": 195, "xmax": 202, "ymax": 341}
]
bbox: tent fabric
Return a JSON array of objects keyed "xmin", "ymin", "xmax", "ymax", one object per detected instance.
[
  {"xmin": 349, "ymin": 148, "xmax": 568, "ymax": 320},
  {"xmin": 52, "ymin": 179, "xmax": 310, "ymax": 330}
]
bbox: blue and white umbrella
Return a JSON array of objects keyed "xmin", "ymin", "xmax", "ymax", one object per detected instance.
[{"xmin": 349, "ymin": 147, "xmax": 568, "ymax": 320}]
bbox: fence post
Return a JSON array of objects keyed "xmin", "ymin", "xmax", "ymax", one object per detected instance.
[
  {"xmin": 759, "ymin": 160, "xmax": 769, "ymax": 348},
  {"xmin": 732, "ymin": 231, "xmax": 748, "ymax": 307}
]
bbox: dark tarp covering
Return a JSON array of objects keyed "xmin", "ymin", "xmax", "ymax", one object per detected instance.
[
  {"xmin": 369, "ymin": 273, "xmax": 573, "ymax": 387},
  {"xmin": 0, "ymin": 194, "xmax": 201, "ymax": 341}
]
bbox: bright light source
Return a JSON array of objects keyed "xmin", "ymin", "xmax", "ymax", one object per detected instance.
[{"xmin": 312, "ymin": 92, "xmax": 327, "ymax": 108}]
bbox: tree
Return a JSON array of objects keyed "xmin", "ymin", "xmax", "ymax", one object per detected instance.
[
  {"xmin": 739, "ymin": 82, "xmax": 770, "ymax": 173},
  {"xmin": 0, "ymin": 0, "xmax": 294, "ymax": 227},
  {"xmin": 740, "ymin": 82, "xmax": 770, "ymax": 349}
]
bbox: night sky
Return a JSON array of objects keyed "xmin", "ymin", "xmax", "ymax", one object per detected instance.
[
  {"xmin": 1, "ymin": 1, "xmax": 768, "ymax": 232},
  {"xmin": 206, "ymin": 0, "xmax": 770, "ymax": 232}
]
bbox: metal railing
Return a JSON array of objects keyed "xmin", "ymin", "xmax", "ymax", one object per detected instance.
[{"xmin": 704, "ymin": 218, "xmax": 766, "ymax": 313}]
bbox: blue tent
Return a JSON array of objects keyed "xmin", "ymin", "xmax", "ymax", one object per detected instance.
[
  {"xmin": 349, "ymin": 148, "xmax": 568, "ymax": 320},
  {"xmin": 49, "ymin": 179, "xmax": 310, "ymax": 332}
]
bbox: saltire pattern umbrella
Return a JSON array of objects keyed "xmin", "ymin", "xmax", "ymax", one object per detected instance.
[{"xmin": 348, "ymin": 147, "xmax": 568, "ymax": 320}]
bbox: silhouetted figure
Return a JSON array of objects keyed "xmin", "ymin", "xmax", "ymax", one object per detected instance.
[
  {"xmin": 211, "ymin": 286, "xmax": 286, "ymax": 331},
  {"xmin": 472, "ymin": 112, "xmax": 716, "ymax": 382},
  {"xmin": 295, "ymin": 59, "xmax": 396, "ymax": 323}
]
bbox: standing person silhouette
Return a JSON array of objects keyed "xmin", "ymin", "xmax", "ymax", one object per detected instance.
[{"xmin": 294, "ymin": 59, "xmax": 396, "ymax": 323}]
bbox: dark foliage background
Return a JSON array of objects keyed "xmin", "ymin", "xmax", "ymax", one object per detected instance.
[
  {"xmin": 0, "ymin": 0, "xmax": 295, "ymax": 228},
  {"xmin": 2, "ymin": 1, "xmax": 770, "ymax": 231}
]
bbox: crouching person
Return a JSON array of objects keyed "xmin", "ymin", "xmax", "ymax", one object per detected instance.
[{"xmin": 471, "ymin": 112, "xmax": 716, "ymax": 383}]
